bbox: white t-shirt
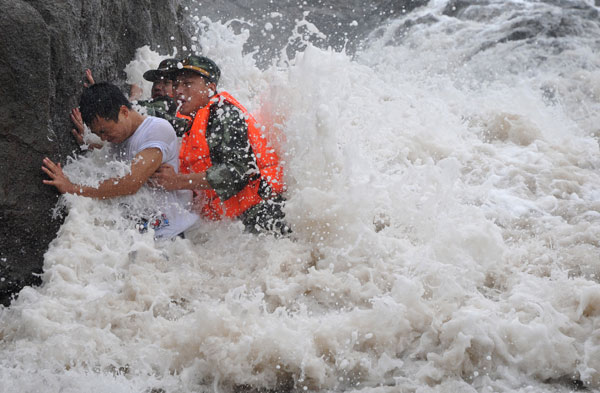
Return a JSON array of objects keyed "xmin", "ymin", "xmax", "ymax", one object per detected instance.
[{"xmin": 113, "ymin": 116, "xmax": 198, "ymax": 239}]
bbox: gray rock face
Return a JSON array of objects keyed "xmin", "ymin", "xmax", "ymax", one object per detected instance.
[{"xmin": 0, "ymin": 0, "xmax": 192, "ymax": 306}]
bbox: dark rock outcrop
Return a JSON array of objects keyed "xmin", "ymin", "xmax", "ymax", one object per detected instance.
[{"xmin": 0, "ymin": 0, "xmax": 192, "ymax": 306}]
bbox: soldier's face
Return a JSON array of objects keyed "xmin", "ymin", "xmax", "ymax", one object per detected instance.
[
  {"xmin": 173, "ymin": 72, "xmax": 215, "ymax": 116},
  {"xmin": 151, "ymin": 78, "xmax": 173, "ymax": 99}
]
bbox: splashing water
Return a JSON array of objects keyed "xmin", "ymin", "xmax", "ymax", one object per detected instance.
[{"xmin": 2, "ymin": 1, "xmax": 600, "ymax": 392}]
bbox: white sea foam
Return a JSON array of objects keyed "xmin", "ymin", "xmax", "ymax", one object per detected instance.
[{"xmin": 2, "ymin": 1, "xmax": 600, "ymax": 392}]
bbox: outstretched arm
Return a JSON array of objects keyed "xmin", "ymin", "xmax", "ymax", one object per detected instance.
[{"xmin": 43, "ymin": 148, "xmax": 164, "ymax": 198}]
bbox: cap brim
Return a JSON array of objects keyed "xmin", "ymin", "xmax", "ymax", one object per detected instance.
[{"xmin": 143, "ymin": 70, "xmax": 170, "ymax": 82}]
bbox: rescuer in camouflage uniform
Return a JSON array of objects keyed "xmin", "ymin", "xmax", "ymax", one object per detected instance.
[
  {"xmin": 135, "ymin": 58, "xmax": 189, "ymax": 136},
  {"xmin": 150, "ymin": 55, "xmax": 290, "ymax": 236}
]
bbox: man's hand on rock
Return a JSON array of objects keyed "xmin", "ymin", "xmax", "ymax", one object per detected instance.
[
  {"xmin": 70, "ymin": 107, "xmax": 85, "ymax": 146},
  {"xmin": 83, "ymin": 68, "xmax": 95, "ymax": 87},
  {"xmin": 42, "ymin": 157, "xmax": 76, "ymax": 195}
]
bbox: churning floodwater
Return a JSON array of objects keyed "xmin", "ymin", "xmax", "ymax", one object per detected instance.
[{"xmin": 2, "ymin": 0, "xmax": 600, "ymax": 392}]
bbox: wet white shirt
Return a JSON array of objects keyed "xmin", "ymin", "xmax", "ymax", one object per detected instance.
[{"xmin": 113, "ymin": 116, "xmax": 198, "ymax": 239}]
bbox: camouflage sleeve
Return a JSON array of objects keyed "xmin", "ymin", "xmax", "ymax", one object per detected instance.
[
  {"xmin": 135, "ymin": 99, "xmax": 168, "ymax": 116},
  {"xmin": 205, "ymin": 102, "xmax": 260, "ymax": 201}
]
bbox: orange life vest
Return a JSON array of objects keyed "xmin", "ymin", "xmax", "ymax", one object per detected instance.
[{"xmin": 179, "ymin": 91, "xmax": 285, "ymax": 220}]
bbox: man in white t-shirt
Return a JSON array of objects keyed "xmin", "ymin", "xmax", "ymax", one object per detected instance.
[{"xmin": 42, "ymin": 82, "xmax": 198, "ymax": 239}]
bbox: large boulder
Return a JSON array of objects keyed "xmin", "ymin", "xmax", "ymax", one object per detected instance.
[{"xmin": 0, "ymin": 0, "xmax": 192, "ymax": 306}]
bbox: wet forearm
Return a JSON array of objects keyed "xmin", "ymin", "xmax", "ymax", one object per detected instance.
[
  {"xmin": 70, "ymin": 175, "xmax": 144, "ymax": 199},
  {"xmin": 71, "ymin": 148, "xmax": 162, "ymax": 198}
]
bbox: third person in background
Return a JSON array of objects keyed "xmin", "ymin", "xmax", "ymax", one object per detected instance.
[{"xmin": 134, "ymin": 58, "xmax": 190, "ymax": 136}]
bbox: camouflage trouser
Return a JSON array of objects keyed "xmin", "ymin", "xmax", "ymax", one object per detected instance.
[{"xmin": 239, "ymin": 195, "xmax": 291, "ymax": 237}]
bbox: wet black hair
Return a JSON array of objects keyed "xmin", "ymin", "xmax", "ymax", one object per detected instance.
[{"xmin": 79, "ymin": 82, "xmax": 132, "ymax": 126}]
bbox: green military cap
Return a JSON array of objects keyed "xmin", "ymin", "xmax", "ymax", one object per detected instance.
[
  {"xmin": 143, "ymin": 58, "xmax": 179, "ymax": 82},
  {"xmin": 174, "ymin": 55, "xmax": 221, "ymax": 85}
]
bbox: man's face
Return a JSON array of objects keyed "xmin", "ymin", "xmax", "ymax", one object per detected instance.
[
  {"xmin": 151, "ymin": 78, "xmax": 173, "ymax": 99},
  {"xmin": 89, "ymin": 106, "xmax": 132, "ymax": 144},
  {"xmin": 173, "ymin": 72, "xmax": 214, "ymax": 116}
]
